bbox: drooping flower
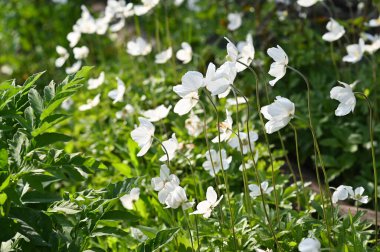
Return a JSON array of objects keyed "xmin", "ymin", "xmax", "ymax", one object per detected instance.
[
  {"xmin": 127, "ymin": 37, "xmax": 152, "ymax": 56},
  {"xmin": 249, "ymin": 181, "xmax": 273, "ymax": 198},
  {"xmin": 159, "ymin": 133, "xmax": 179, "ymax": 162},
  {"xmin": 116, "ymin": 104, "xmax": 135, "ymax": 119},
  {"xmin": 204, "ymin": 62, "xmax": 236, "ymax": 98},
  {"xmin": 73, "ymin": 46, "xmax": 89, "ymax": 60},
  {"xmin": 108, "ymin": 77, "xmax": 126, "ymax": 104},
  {"xmin": 330, "ymin": 81, "xmax": 357, "ymax": 116},
  {"xmin": 88, "ymin": 71, "xmax": 105, "ymax": 90},
  {"xmin": 332, "ymin": 185, "xmax": 353, "ymax": 204},
  {"xmin": 151, "ymin": 164, "xmax": 180, "ymax": 192},
  {"xmin": 322, "ymin": 18, "xmax": 345, "ymax": 42},
  {"xmin": 212, "ymin": 110, "xmax": 233, "ymax": 143},
  {"xmin": 173, "ymin": 71, "xmax": 204, "ymax": 97},
  {"xmin": 66, "ymin": 61, "xmax": 82, "ymax": 74},
  {"xmin": 260, "ymin": 96, "xmax": 295, "ymax": 134},
  {"xmin": 55, "ymin": 46, "xmax": 69, "ymax": 67},
  {"xmin": 267, "ymin": 45, "xmax": 288, "ymax": 86},
  {"xmin": 120, "ymin": 187, "xmax": 140, "ymax": 210},
  {"xmin": 141, "ymin": 105, "xmax": 171, "ymax": 122},
  {"xmin": 367, "ymin": 16, "xmax": 380, "ymax": 27},
  {"xmin": 202, "ymin": 149, "xmax": 232, "ymax": 177},
  {"xmin": 342, "ymin": 39, "xmax": 365, "ymax": 63},
  {"xmin": 78, "ymin": 94, "xmax": 101, "ymax": 111},
  {"xmin": 155, "ymin": 47, "xmax": 173, "ymax": 64},
  {"xmin": 134, "ymin": 0, "xmax": 159, "ymax": 16},
  {"xmin": 174, "ymin": 92, "xmax": 199, "ymax": 116},
  {"xmin": 67, "ymin": 31, "xmax": 81, "ymax": 48},
  {"xmin": 363, "ymin": 34, "xmax": 380, "ymax": 54},
  {"xmin": 176, "ymin": 42, "xmax": 192, "ymax": 64},
  {"xmin": 227, "ymin": 12, "xmax": 242, "ymax": 31},
  {"xmin": 165, "ymin": 185, "xmax": 194, "ymax": 210},
  {"xmin": 235, "ymin": 34, "xmax": 255, "ymax": 72},
  {"xmin": 131, "ymin": 117, "xmax": 155, "ymax": 156},
  {"xmin": 228, "ymin": 131, "xmax": 258, "ymax": 154},
  {"xmin": 297, "ymin": 0, "xmax": 321, "ymax": 7},
  {"xmin": 190, "ymin": 186, "xmax": 223, "ymax": 218},
  {"xmin": 185, "ymin": 112, "xmax": 203, "ymax": 137},
  {"xmin": 349, "ymin": 187, "xmax": 369, "ymax": 204},
  {"xmin": 298, "ymin": 237, "xmax": 321, "ymax": 252}
]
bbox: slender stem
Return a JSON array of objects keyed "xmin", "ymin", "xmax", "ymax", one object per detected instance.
[
  {"xmin": 153, "ymin": 136, "xmax": 170, "ymax": 168},
  {"xmin": 182, "ymin": 208, "xmax": 195, "ymax": 252},
  {"xmin": 354, "ymin": 92, "xmax": 378, "ymax": 244},
  {"xmin": 204, "ymin": 91, "xmax": 238, "ymax": 250},
  {"xmin": 289, "ymin": 122, "xmax": 307, "ymax": 206},
  {"xmin": 287, "ymin": 65, "xmax": 334, "ymax": 245},
  {"xmin": 231, "ymin": 84, "xmax": 281, "ymax": 251},
  {"xmin": 242, "ymin": 64, "xmax": 280, "ymax": 222},
  {"xmin": 231, "ymin": 88, "xmax": 252, "ymax": 216},
  {"xmin": 197, "ymin": 99, "xmax": 225, "ymax": 225},
  {"xmin": 330, "ymin": 42, "xmax": 339, "ymax": 80}
]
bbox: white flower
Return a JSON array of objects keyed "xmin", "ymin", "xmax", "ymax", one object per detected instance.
[
  {"xmin": 130, "ymin": 227, "xmax": 148, "ymax": 242},
  {"xmin": 116, "ymin": 104, "xmax": 135, "ymax": 119},
  {"xmin": 67, "ymin": 31, "xmax": 81, "ymax": 48},
  {"xmin": 152, "ymin": 164, "xmax": 179, "ymax": 191},
  {"xmin": 120, "ymin": 187, "xmax": 140, "ymax": 210},
  {"xmin": 55, "ymin": 46, "xmax": 69, "ymax": 67},
  {"xmin": 165, "ymin": 185, "xmax": 194, "ymax": 210},
  {"xmin": 108, "ymin": 77, "xmax": 126, "ymax": 103},
  {"xmin": 73, "ymin": 46, "xmax": 89, "ymax": 60},
  {"xmin": 298, "ymin": 237, "xmax": 321, "ymax": 252},
  {"xmin": 363, "ymin": 34, "xmax": 380, "ymax": 54},
  {"xmin": 226, "ymin": 96, "xmax": 247, "ymax": 106},
  {"xmin": 349, "ymin": 187, "xmax": 369, "ymax": 204},
  {"xmin": 239, "ymin": 154, "xmax": 259, "ymax": 171},
  {"xmin": 134, "ymin": 0, "xmax": 159, "ymax": 16},
  {"xmin": 159, "ymin": 133, "xmax": 179, "ymax": 162},
  {"xmin": 249, "ymin": 181, "xmax": 273, "ymax": 198},
  {"xmin": 131, "ymin": 117, "xmax": 155, "ymax": 156},
  {"xmin": 228, "ymin": 131, "xmax": 259, "ymax": 155},
  {"xmin": 127, "ymin": 37, "xmax": 152, "ymax": 56},
  {"xmin": 267, "ymin": 45, "xmax": 288, "ymax": 86},
  {"xmin": 330, "ymin": 81, "xmax": 356, "ymax": 116},
  {"xmin": 88, "ymin": 71, "xmax": 105, "ymax": 90},
  {"xmin": 202, "ymin": 149, "xmax": 232, "ymax": 177},
  {"xmin": 343, "ymin": 39, "xmax": 365, "ymax": 63},
  {"xmin": 61, "ymin": 98, "xmax": 74, "ymax": 110},
  {"xmin": 185, "ymin": 112, "xmax": 203, "ymax": 137},
  {"xmin": 297, "ymin": 0, "xmax": 321, "ymax": 7},
  {"xmin": 205, "ymin": 62, "xmax": 236, "ymax": 97},
  {"xmin": 368, "ymin": 16, "xmax": 380, "ymax": 27},
  {"xmin": 141, "ymin": 105, "xmax": 171, "ymax": 122},
  {"xmin": 261, "ymin": 96, "xmax": 294, "ymax": 134},
  {"xmin": 176, "ymin": 42, "xmax": 192, "ymax": 64},
  {"xmin": 65, "ymin": 61, "xmax": 82, "ymax": 74},
  {"xmin": 95, "ymin": 18, "xmax": 109, "ymax": 35},
  {"xmin": 190, "ymin": 186, "xmax": 223, "ymax": 218},
  {"xmin": 173, "ymin": 71, "xmax": 204, "ymax": 97},
  {"xmin": 322, "ymin": 18, "xmax": 345, "ymax": 42},
  {"xmin": 332, "ymin": 185, "xmax": 353, "ymax": 204},
  {"xmin": 155, "ymin": 47, "xmax": 172, "ymax": 64},
  {"xmin": 227, "ymin": 12, "xmax": 242, "ymax": 31},
  {"xmin": 212, "ymin": 110, "xmax": 233, "ymax": 143},
  {"xmin": 174, "ymin": 91, "xmax": 199, "ymax": 116},
  {"xmin": 235, "ymin": 34, "xmax": 255, "ymax": 72},
  {"xmin": 78, "ymin": 94, "xmax": 100, "ymax": 111}
]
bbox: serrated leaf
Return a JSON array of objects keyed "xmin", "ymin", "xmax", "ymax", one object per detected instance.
[
  {"xmin": 43, "ymin": 81, "xmax": 55, "ymax": 103},
  {"xmin": 90, "ymin": 226, "xmax": 129, "ymax": 238},
  {"xmin": 24, "ymin": 106, "xmax": 35, "ymax": 130},
  {"xmin": 32, "ymin": 114, "xmax": 68, "ymax": 137},
  {"xmin": 21, "ymin": 191, "xmax": 61, "ymax": 203},
  {"xmin": 28, "ymin": 88, "xmax": 44, "ymax": 116}
]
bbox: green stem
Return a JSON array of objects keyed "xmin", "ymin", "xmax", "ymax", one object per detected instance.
[
  {"xmin": 204, "ymin": 91, "xmax": 238, "ymax": 250},
  {"xmin": 287, "ymin": 65, "xmax": 334, "ymax": 246},
  {"xmin": 354, "ymin": 92, "xmax": 378, "ymax": 244},
  {"xmin": 182, "ymin": 208, "xmax": 195, "ymax": 252}
]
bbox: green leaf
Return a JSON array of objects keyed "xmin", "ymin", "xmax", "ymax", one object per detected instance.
[
  {"xmin": 28, "ymin": 88, "xmax": 44, "ymax": 116},
  {"xmin": 43, "ymin": 81, "xmax": 55, "ymax": 103},
  {"xmin": 90, "ymin": 226, "xmax": 129, "ymax": 238},
  {"xmin": 101, "ymin": 210, "xmax": 140, "ymax": 223},
  {"xmin": 24, "ymin": 106, "xmax": 35, "ymax": 130},
  {"xmin": 34, "ymin": 132, "xmax": 72, "ymax": 147},
  {"xmin": 0, "ymin": 218, "xmax": 20, "ymax": 241},
  {"xmin": 40, "ymin": 90, "xmax": 76, "ymax": 120},
  {"xmin": 21, "ymin": 71, "xmax": 45, "ymax": 95},
  {"xmin": 137, "ymin": 228, "xmax": 180, "ymax": 252},
  {"xmin": 0, "ymin": 149, "xmax": 8, "ymax": 169},
  {"xmin": 21, "ymin": 191, "xmax": 61, "ymax": 203},
  {"xmin": 106, "ymin": 178, "xmax": 136, "ymax": 199},
  {"xmin": 32, "ymin": 114, "xmax": 69, "ymax": 137}
]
